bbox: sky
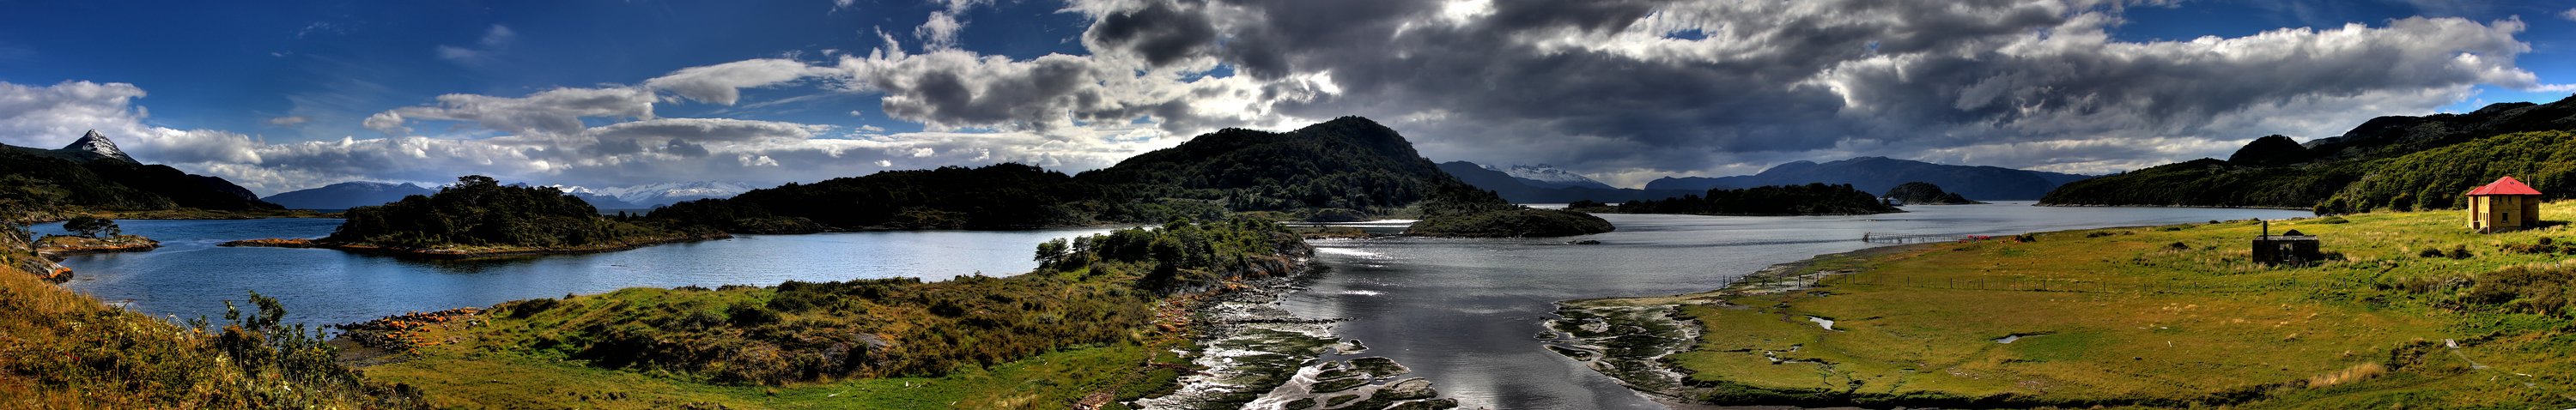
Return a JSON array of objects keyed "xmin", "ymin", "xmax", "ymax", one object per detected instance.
[{"xmin": 0, "ymin": 0, "xmax": 2572, "ymax": 195}]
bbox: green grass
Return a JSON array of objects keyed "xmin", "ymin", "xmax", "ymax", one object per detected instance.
[
  {"xmin": 364, "ymin": 343, "xmax": 1171, "ymax": 409},
  {"xmin": 1643, "ymin": 202, "xmax": 2576, "ymax": 407}
]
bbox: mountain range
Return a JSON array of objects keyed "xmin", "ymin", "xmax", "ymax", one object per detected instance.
[
  {"xmin": 260, "ymin": 182, "xmax": 434, "ymax": 210},
  {"xmin": 0, "ymin": 130, "xmax": 278, "ymax": 214},
  {"xmin": 1494, "ymin": 164, "xmax": 1613, "ymax": 190},
  {"xmin": 1647, "ymin": 157, "xmax": 2093, "ymax": 201},
  {"xmin": 1437, "ymin": 162, "xmax": 1697, "ymax": 203},
  {"xmin": 563, "ymin": 181, "xmax": 755, "ymax": 208}
]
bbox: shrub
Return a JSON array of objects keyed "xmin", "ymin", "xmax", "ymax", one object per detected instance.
[{"xmin": 2460, "ymin": 262, "xmax": 2576, "ymax": 317}]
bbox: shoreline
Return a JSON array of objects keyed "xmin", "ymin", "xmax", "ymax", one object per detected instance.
[
  {"xmin": 1540, "ymin": 243, "xmax": 1938, "ymax": 407},
  {"xmin": 2031, "ymin": 202, "xmax": 2314, "ymax": 211},
  {"xmin": 34, "ymin": 234, "xmax": 162, "ymax": 260},
  {"xmin": 1138, "ymin": 239, "xmax": 1461, "ymax": 410},
  {"xmin": 220, "ymin": 232, "xmax": 732, "ymax": 259}
]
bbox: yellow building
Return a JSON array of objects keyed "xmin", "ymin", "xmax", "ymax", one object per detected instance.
[{"xmin": 2467, "ymin": 176, "xmax": 2543, "ymax": 232}]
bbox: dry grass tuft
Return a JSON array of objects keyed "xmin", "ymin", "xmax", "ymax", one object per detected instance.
[{"xmin": 2305, "ymin": 362, "xmax": 2387, "ymax": 389}]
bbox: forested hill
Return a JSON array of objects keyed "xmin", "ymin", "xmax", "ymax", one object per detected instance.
[
  {"xmin": 2041, "ymin": 94, "xmax": 2576, "ymax": 211},
  {"xmin": 1437, "ymin": 161, "xmax": 1698, "ymax": 203},
  {"xmin": 0, "ymin": 131, "xmax": 280, "ymax": 215},
  {"xmin": 650, "ymin": 117, "xmax": 1599, "ymax": 234},
  {"xmin": 1077, "ymin": 116, "xmax": 1461, "ymax": 213}
]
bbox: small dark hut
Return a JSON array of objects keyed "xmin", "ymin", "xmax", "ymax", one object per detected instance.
[{"xmin": 2251, "ymin": 220, "xmax": 2320, "ymax": 265}]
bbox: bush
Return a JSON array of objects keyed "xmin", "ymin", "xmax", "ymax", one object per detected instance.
[
  {"xmin": 726, "ymin": 304, "xmax": 781, "ymax": 327},
  {"xmin": 2460, "ymin": 263, "xmax": 2576, "ymax": 317}
]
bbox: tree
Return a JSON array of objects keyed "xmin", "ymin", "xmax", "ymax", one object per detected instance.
[
  {"xmin": 1034, "ymin": 238, "xmax": 1069, "ymax": 266},
  {"xmin": 64, "ymin": 215, "xmax": 119, "ymax": 238}
]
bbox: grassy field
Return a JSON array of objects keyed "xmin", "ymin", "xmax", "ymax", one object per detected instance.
[
  {"xmin": 1614, "ymin": 203, "xmax": 2576, "ymax": 407},
  {"xmin": 362, "ymin": 341, "xmax": 1179, "ymax": 409}
]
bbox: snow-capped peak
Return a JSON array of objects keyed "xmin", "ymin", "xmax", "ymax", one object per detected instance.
[
  {"xmin": 1490, "ymin": 164, "xmax": 1613, "ymax": 190},
  {"xmin": 592, "ymin": 181, "xmax": 755, "ymax": 206},
  {"xmin": 60, "ymin": 130, "xmax": 137, "ymax": 163}
]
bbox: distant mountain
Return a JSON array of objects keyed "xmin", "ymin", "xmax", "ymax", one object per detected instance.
[
  {"xmin": 54, "ymin": 130, "xmax": 137, "ymax": 163},
  {"xmin": 1437, "ymin": 161, "xmax": 1697, "ymax": 203},
  {"xmin": 261, "ymin": 182, "xmax": 434, "ymax": 210},
  {"xmin": 0, "ymin": 130, "xmax": 279, "ymax": 213},
  {"xmin": 2043, "ymin": 94, "xmax": 2576, "ymax": 210},
  {"xmin": 1495, "ymin": 164, "xmax": 1613, "ymax": 190},
  {"xmin": 1645, "ymin": 157, "xmax": 2092, "ymax": 201},
  {"xmin": 651, "ymin": 117, "xmax": 1608, "ymax": 236},
  {"xmin": 567, "ymin": 192, "xmax": 644, "ymax": 209}
]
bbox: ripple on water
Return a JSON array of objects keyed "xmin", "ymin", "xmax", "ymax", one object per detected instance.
[{"xmin": 1315, "ymin": 247, "xmax": 1390, "ymax": 259}]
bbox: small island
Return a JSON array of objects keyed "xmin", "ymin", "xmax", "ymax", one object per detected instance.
[
  {"xmin": 33, "ymin": 216, "xmax": 160, "ymax": 259},
  {"xmin": 1880, "ymin": 181, "xmax": 1983, "ymax": 205},
  {"xmin": 1408, "ymin": 186, "xmax": 1615, "ymax": 238},
  {"xmin": 226, "ymin": 176, "xmax": 727, "ymax": 258},
  {"xmin": 1570, "ymin": 183, "xmax": 1901, "ymax": 216}
]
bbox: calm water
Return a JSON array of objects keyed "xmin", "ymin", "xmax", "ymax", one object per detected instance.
[
  {"xmin": 34, "ymin": 219, "xmax": 1115, "ymax": 326},
  {"xmin": 1285, "ymin": 202, "xmax": 2309, "ymax": 409}
]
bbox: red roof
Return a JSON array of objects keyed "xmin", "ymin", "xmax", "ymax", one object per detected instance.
[{"xmin": 2468, "ymin": 176, "xmax": 2543, "ymax": 196}]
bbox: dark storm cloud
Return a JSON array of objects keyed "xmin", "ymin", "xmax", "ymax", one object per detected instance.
[
  {"xmin": 1084, "ymin": 1, "xmax": 1220, "ymax": 68},
  {"xmin": 665, "ymin": 140, "xmax": 711, "ymax": 158},
  {"xmin": 1026, "ymin": 0, "xmax": 2548, "ymax": 184}
]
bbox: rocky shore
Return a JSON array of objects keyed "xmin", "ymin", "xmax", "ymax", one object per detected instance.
[
  {"xmin": 220, "ymin": 232, "xmax": 732, "ymax": 259},
  {"xmin": 1136, "ymin": 255, "xmax": 1461, "ymax": 410}
]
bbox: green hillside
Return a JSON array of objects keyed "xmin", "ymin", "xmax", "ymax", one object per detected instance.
[{"xmin": 2042, "ymin": 95, "xmax": 2576, "ymax": 210}]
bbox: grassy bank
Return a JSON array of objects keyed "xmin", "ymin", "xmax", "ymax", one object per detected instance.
[
  {"xmin": 1575, "ymin": 203, "xmax": 2576, "ymax": 407},
  {"xmin": 0, "ymin": 224, "xmax": 424, "ymax": 408}
]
